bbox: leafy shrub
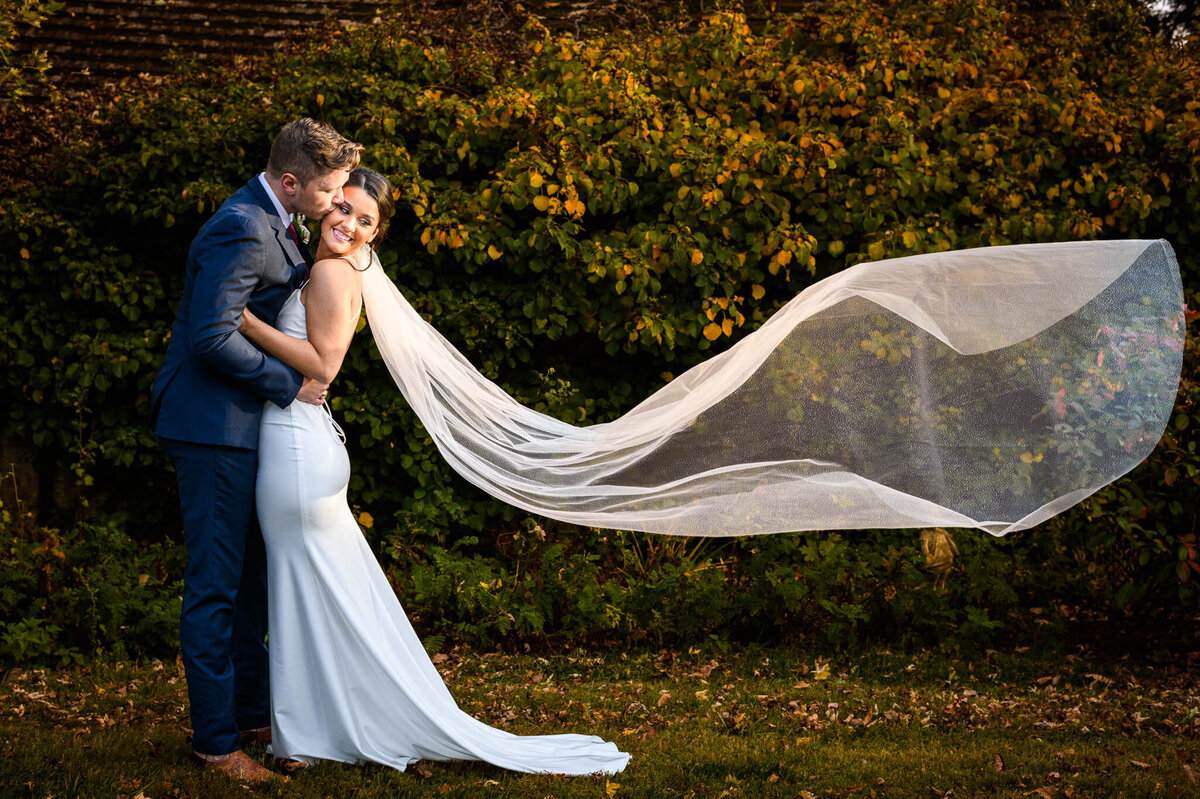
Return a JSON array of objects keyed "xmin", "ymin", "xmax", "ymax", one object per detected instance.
[
  {"xmin": 0, "ymin": 475, "xmax": 183, "ymax": 665},
  {"xmin": 0, "ymin": 0, "xmax": 1196, "ymax": 660}
]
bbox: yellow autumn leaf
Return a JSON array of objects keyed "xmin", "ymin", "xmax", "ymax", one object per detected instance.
[
  {"xmin": 420, "ymin": 228, "xmax": 432, "ymax": 246},
  {"xmin": 357, "ymin": 511, "xmax": 374, "ymax": 528},
  {"xmin": 902, "ymin": 231, "xmax": 917, "ymax": 248},
  {"xmin": 533, "ymin": 195, "xmax": 550, "ymax": 211},
  {"xmin": 669, "ymin": 163, "xmax": 682, "ymax": 178},
  {"xmin": 605, "ymin": 780, "xmax": 621, "ymax": 797},
  {"xmin": 487, "ymin": 245, "xmax": 503, "ymax": 259},
  {"xmin": 19, "ymin": 248, "xmax": 30, "ymax": 259},
  {"xmin": 529, "ymin": 172, "xmax": 544, "ymax": 188},
  {"xmin": 316, "ymin": 93, "xmax": 325, "ymax": 106},
  {"xmin": 752, "ymin": 284, "xmax": 765, "ymax": 300},
  {"xmin": 721, "ymin": 318, "xmax": 734, "ymax": 336},
  {"xmin": 690, "ymin": 249, "xmax": 704, "ymax": 266},
  {"xmin": 1020, "ymin": 451, "xmax": 1034, "ymax": 464},
  {"xmin": 792, "ymin": 79, "xmax": 805, "ymax": 94},
  {"xmin": 702, "ymin": 322, "xmax": 722, "ymax": 341}
]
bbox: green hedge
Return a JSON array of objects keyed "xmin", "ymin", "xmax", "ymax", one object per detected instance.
[{"xmin": 1, "ymin": 0, "xmax": 1197, "ymax": 662}]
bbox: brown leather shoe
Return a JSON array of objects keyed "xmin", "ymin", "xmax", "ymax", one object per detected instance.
[
  {"xmin": 190, "ymin": 749, "xmax": 281, "ymax": 782},
  {"xmin": 274, "ymin": 756, "xmax": 310, "ymax": 775},
  {"xmin": 239, "ymin": 725, "xmax": 272, "ymax": 746}
]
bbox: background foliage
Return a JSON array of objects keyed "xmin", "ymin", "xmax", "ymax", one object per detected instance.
[{"xmin": 1, "ymin": 0, "xmax": 1197, "ymax": 663}]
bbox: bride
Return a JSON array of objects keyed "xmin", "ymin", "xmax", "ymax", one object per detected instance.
[
  {"xmin": 240, "ymin": 166, "xmax": 631, "ymax": 775},
  {"xmin": 240, "ymin": 163, "xmax": 1181, "ymax": 774}
]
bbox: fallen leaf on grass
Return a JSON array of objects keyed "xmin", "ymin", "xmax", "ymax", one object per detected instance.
[
  {"xmin": 606, "ymin": 779, "xmax": 621, "ymax": 796},
  {"xmin": 1130, "ymin": 760, "xmax": 1150, "ymax": 769},
  {"xmin": 1183, "ymin": 764, "xmax": 1199, "ymax": 784},
  {"xmin": 994, "ymin": 753, "xmax": 1005, "ymax": 772},
  {"xmin": 768, "ymin": 773, "xmax": 779, "ymax": 783},
  {"xmin": 657, "ymin": 691, "xmax": 671, "ymax": 707}
]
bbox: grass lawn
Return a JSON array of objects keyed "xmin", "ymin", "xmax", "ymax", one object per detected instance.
[{"xmin": 2, "ymin": 643, "xmax": 1197, "ymax": 798}]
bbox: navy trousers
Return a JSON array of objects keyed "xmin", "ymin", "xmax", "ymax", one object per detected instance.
[{"xmin": 160, "ymin": 438, "xmax": 270, "ymax": 756}]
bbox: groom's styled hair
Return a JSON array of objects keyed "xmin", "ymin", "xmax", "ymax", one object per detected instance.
[{"xmin": 266, "ymin": 118, "xmax": 363, "ymax": 185}]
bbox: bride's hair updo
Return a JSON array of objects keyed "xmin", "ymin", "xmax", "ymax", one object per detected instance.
[{"xmin": 346, "ymin": 167, "xmax": 396, "ymax": 248}]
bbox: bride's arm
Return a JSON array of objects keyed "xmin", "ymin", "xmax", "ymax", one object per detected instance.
[{"xmin": 241, "ymin": 259, "xmax": 362, "ymax": 384}]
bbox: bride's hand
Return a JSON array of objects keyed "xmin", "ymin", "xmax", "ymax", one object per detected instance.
[{"xmin": 241, "ymin": 307, "xmax": 261, "ymax": 334}]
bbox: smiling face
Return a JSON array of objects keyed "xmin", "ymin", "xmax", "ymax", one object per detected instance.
[{"xmin": 319, "ymin": 185, "xmax": 380, "ymax": 256}]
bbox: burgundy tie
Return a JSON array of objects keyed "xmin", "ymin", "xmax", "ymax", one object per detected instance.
[{"xmin": 286, "ymin": 222, "xmax": 309, "ymax": 280}]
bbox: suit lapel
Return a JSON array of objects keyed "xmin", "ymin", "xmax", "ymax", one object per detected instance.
[
  {"xmin": 274, "ymin": 224, "xmax": 307, "ymax": 269},
  {"xmin": 245, "ymin": 178, "xmax": 309, "ymax": 281}
]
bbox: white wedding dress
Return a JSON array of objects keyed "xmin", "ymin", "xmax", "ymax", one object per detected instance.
[{"xmin": 255, "ymin": 288, "xmax": 631, "ymax": 775}]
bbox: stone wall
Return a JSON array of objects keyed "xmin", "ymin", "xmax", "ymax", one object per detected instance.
[
  {"xmin": 14, "ymin": 0, "xmax": 797, "ymax": 87},
  {"xmin": 15, "ymin": 0, "xmax": 399, "ymax": 84}
]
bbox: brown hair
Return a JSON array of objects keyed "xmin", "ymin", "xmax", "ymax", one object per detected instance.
[
  {"xmin": 345, "ymin": 167, "xmax": 396, "ymax": 249},
  {"xmin": 266, "ymin": 118, "xmax": 363, "ymax": 185}
]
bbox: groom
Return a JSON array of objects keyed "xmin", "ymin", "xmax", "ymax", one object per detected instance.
[{"xmin": 151, "ymin": 118, "xmax": 362, "ymax": 781}]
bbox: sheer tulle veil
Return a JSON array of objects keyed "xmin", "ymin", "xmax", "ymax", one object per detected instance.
[{"xmin": 360, "ymin": 240, "xmax": 1183, "ymax": 537}]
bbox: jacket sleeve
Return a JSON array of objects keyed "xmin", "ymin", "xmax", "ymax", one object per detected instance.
[{"xmin": 188, "ymin": 210, "xmax": 303, "ymax": 407}]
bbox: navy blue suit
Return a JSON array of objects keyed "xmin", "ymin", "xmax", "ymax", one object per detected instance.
[{"xmin": 151, "ymin": 177, "xmax": 308, "ymax": 755}]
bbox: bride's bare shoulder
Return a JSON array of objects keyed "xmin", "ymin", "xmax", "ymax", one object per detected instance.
[
  {"xmin": 309, "ymin": 254, "xmax": 367, "ymax": 287},
  {"xmin": 311, "ymin": 253, "xmax": 365, "ymax": 275}
]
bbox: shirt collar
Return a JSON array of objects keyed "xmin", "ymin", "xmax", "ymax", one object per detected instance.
[{"xmin": 257, "ymin": 172, "xmax": 293, "ymax": 228}]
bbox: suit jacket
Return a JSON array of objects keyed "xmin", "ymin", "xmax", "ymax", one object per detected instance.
[{"xmin": 151, "ymin": 178, "xmax": 308, "ymax": 449}]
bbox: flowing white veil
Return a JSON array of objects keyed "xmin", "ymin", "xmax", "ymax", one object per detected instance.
[{"xmin": 361, "ymin": 240, "xmax": 1184, "ymax": 537}]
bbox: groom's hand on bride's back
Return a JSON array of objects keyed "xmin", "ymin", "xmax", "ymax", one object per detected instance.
[{"xmin": 297, "ymin": 377, "xmax": 330, "ymax": 405}]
